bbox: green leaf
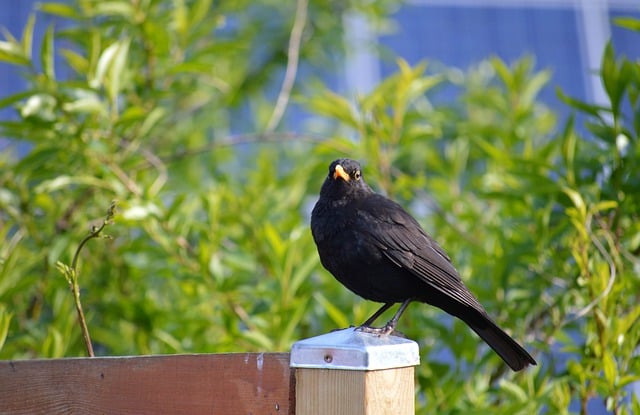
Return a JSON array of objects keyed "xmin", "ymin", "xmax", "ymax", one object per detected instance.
[
  {"xmin": 0, "ymin": 90, "xmax": 36, "ymax": 110},
  {"xmin": 491, "ymin": 56, "xmax": 513, "ymax": 90},
  {"xmin": 153, "ymin": 329, "xmax": 183, "ymax": 352},
  {"xmin": 38, "ymin": 2, "xmax": 79, "ymax": 19},
  {"xmin": 92, "ymin": 39, "xmax": 130, "ymax": 105},
  {"xmin": 633, "ymin": 393, "xmax": 640, "ymax": 415},
  {"xmin": 601, "ymin": 42, "xmax": 616, "ymax": 96},
  {"xmin": 0, "ymin": 306, "xmax": 12, "ymax": 351},
  {"xmin": 241, "ymin": 329, "xmax": 274, "ymax": 350},
  {"xmin": 601, "ymin": 42, "xmax": 629, "ymax": 116},
  {"xmin": 619, "ymin": 374, "xmax": 640, "ymax": 388},
  {"xmin": 499, "ymin": 379, "xmax": 528, "ymax": 402},
  {"xmin": 60, "ymin": 48, "xmax": 88, "ymax": 74},
  {"xmin": 34, "ymin": 175, "xmax": 113, "ymax": 194},
  {"xmin": 172, "ymin": 0, "xmax": 189, "ymax": 41},
  {"xmin": 521, "ymin": 69, "xmax": 551, "ymax": 106},
  {"xmin": 190, "ymin": 0, "xmax": 213, "ymax": 28},
  {"xmin": 614, "ymin": 17, "xmax": 640, "ymax": 32},
  {"xmin": 92, "ymin": 41, "xmax": 119, "ymax": 88},
  {"xmin": 313, "ymin": 292, "xmax": 349, "ymax": 328},
  {"xmin": 592, "ymin": 200, "xmax": 618, "ymax": 213},
  {"xmin": 561, "ymin": 115, "xmax": 576, "ymax": 185},
  {"xmin": 562, "ymin": 186, "xmax": 587, "ymax": 219},
  {"xmin": 93, "ymin": 1, "xmax": 135, "ymax": 20},
  {"xmin": 289, "ymin": 251, "xmax": 319, "ymax": 299},
  {"xmin": 602, "ymin": 351, "xmax": 617, "ymax": 388},
  {"xmin": 62, "ymin": 93, "xmax": 107, "ymax": 115},
  {"xmin": 0, "ymin": 40, "xmax": 30, "ymax": 66},
  {"xmin": 108, "ymin": 39, "xmax": 130, "ymax": 105},
  {"xmin": 556, "ymin": 87, "xmax": 609, "ymax": 118},
  {"xmin": 120, "ymin": 202, "xmax": 162, "ymax": 221},
  {"xmin": 279, "ymin": 297, "xmax": 309, "ymax": 348},
  {"xmin": 41, "ymin": 25, "xmax": 55, "ymax": 80},
  {"xmin": 21, "ymin": 14, "xmax": 36, "ymax": 61},
  {"xmin": 619, "ymin": 304, "xmax": 640, "ymax": 335},
  {"xmin": 138, "ymin": 107, "xmax": 167, "ymax": 138},
  {"xmin": 303, "ymin": 89, "xmax": 359, "ymax": 129},
  {"xmin": 55, "ymin": 261, "xmax": 75, "ymax": 285}
]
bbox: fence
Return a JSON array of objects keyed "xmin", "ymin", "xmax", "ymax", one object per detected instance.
[{"xmin": 0, "ymin": 328, "xmax": 419, "ymax": 414}]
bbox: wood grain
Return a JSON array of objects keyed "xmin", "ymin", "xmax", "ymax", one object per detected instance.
[
  {"xmin": 0, "ymin": 353, "xmax": 293, "ymax": 415},
  {"xmin": 294, "ymin": 366, "xmax": 414, "ymax": 415}
]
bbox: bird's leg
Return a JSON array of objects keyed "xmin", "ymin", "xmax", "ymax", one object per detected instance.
[
  {"xmin": 383, "ymin": 298, "xmax": 413, "ymax": 331},
  {"xmin": 361, "ymin": 303, "xmax": 394, "ymax": 327},
  {"xmin": 357, "ymin": 299, "xmax": 413, "ymax": 336}
]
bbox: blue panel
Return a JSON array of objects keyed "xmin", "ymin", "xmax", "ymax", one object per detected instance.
[
  {"xmin": 610, "ymin": 10, "xmax": 640, "ymax": 60},
  {"xmin": 378, "ymin": 5, "xmax": 588, "ymax": 116},
  {"xmin": 1, "ymin": 2, "xmax": 35, "ymax": 120}
]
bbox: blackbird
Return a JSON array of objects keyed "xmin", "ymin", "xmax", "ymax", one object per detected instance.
[{"xmin": 310, "ymin": 158, "xmax": 536, "ymax": 371}]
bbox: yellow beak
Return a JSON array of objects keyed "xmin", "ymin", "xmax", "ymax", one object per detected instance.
[{"xmin": 333, "ymin": 164, "xmax": 350, "ymax": 182}]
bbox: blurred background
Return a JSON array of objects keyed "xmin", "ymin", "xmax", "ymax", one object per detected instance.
[
  {"xmin": 3, "ymin": 1, "xmax": 639, "ymax": 130},
  {"xmin": 1, "ymin": 1, "xmax": 640, "ymax": 414}
]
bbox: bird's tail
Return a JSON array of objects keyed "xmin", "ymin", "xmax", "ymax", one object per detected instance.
[{"xmin": 465, "ymin": 313, "xmax": 536, "ymax": 371}]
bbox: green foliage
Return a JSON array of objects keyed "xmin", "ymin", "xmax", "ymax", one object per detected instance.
[
  {"xmin": 1, "ymin": 2, "xmax": 640, "ymax": 414},
  {"xmin": 0, "ymin": 0, "xmax": 396, "ymax": 358}
]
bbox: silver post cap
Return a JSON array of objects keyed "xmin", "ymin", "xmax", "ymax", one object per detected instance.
[{"xmin": 290, "ymin": 327, "xmax": 420, "ymax": 370}]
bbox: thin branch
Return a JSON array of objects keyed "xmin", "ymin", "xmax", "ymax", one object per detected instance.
[
  {"xmin": 59, "ymin": 201, "xmax": 117, "ymax": 357},
  {"xmin": 265, "ymin": 0, "xmax": 308, "ymax": 132}
]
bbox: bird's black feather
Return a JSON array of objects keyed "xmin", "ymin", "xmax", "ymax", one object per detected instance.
[{"xmin": 311, "ymin": 158, "xmax": 536, "ymax": 371}]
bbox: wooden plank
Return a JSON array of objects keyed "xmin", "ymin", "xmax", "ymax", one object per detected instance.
[
  {"xmin": 363, "ymin": 366, "xmax": 414, "ymax": 413},
  {"xmin": 294, "ymin": 366, "xmax": 414, "ymax": 415},
  {"xmin": 0, "ymin": 353, "xmax": 293, "ymax": 415}
]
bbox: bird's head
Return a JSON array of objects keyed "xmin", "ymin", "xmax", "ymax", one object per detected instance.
[{"xmin": 319, "ymin": 158, "xmax": 372, "ymax": 200}]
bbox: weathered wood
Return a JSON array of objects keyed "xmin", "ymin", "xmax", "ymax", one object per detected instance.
[
  {"xmin": 0, "ymin": 353, "xmax": 293, "ymax": 415},
  {"xmin": 294, "ymin": 366, "xmax": 415, "ymax": 415}
]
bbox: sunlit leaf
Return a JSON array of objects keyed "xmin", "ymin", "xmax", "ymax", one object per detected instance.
[
  {"xmin": 602, "ymin": 351, "xmax": 617, "ymax": 389},
  {"xmin": 0, "ymin": 307, "xmax": 11, "ymax": 351},
  {"xmin": 41, "ymin": 25, "xmax": 55, "ymax": 80},
  {"xmin": 313, "ymin": 292, "xmax": 349, "ymax": 328},
  {"xmin": 499, "ymin": 379, "xmax": 528, "ymax": 403},
  {"xmin": 556, "ymin": 87, "xmax": 609, "ymax": 118},
  {"xmin": 20, "ymin": 14, "xmax": 36, "ymax": 61},
  {"xmin": 61, "ymin": 48, "xmax": 89, "ymax": 74},
  {"xmin": 614, "ymin": 17, "xmax": 640, "ymax": 32},
  {"xmin": 0, "ymin": 40, "xmax": 30, "ymax": 66},
  {"xmin": 38, "ymin": 2, "xmax": 79, "ymax": 19}
]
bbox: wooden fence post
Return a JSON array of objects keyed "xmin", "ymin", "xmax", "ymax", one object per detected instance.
[{"xmin": 290, "ymin": 327, "xmax": 419, "ymax": 415}]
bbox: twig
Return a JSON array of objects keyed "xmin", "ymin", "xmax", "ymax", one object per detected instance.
[
  {"xmin": 265, "ymin": 0, "xmax": 308, "ymax": 132},
  {"xmin": 57, "ymin": 201, "xmax": 117, "ymax": 357}
]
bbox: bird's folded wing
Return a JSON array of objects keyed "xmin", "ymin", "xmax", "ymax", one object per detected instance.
[{"xmin": 357, "ymin": 202, "xmax": 484, "ymax": 311}]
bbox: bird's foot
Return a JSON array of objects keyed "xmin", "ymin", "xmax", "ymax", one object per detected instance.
[{"xmin": 356, "ymin": 323, "xmax": 397, "ymax": 337}]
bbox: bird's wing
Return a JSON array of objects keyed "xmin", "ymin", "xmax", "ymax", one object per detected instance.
[{"xmin": 357, "ymin": 195, "xmax": 485, "ymax": 311}]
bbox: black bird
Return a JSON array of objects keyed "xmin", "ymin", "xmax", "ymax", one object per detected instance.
[{"xmin": 310, "ymin": 158, "xmax": 536, "ymax": 371}]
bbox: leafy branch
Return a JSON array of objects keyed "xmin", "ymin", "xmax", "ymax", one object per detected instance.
[{"xmin": 56, "ymin": 201, "xmax": 117, "ymax": 357}]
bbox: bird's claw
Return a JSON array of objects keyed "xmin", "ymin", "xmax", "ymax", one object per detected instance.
[{"xmin": 356, "ymin": 323, "xmax": 396, "ymax": 336}]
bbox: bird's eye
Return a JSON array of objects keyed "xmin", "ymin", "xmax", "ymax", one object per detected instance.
[{"xmin": 354, "ymin": 170, "xmax": 361, "ymax": 180}]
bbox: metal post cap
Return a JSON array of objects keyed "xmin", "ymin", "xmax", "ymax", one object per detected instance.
[{"xmin": 290, "ymin": 327, "xmax": 419, "ymax": 370}]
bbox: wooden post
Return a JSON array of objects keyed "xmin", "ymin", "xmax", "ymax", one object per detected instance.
[{"xmin": 290, "ymin": 328, "xmax": 419, "ymax": 415}]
